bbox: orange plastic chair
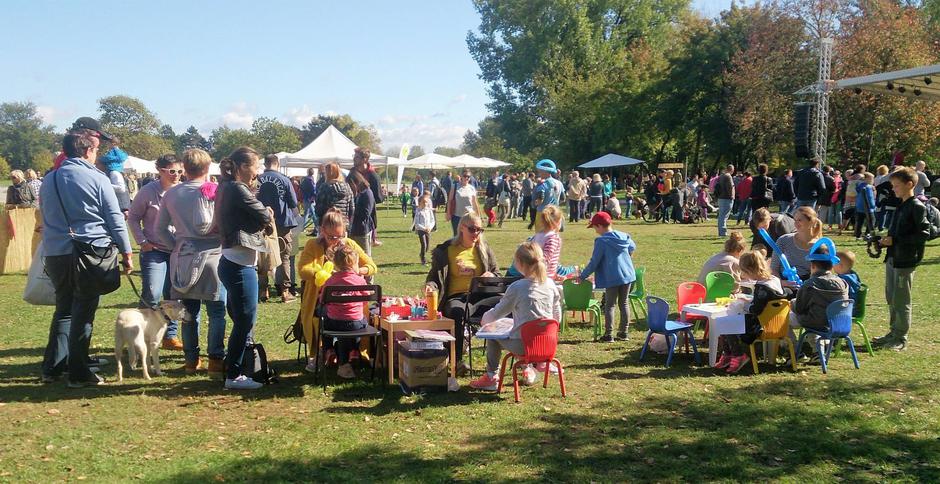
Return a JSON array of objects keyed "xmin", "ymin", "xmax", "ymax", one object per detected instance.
[
  {"xmin": 748, "ymin": 299, "xmax": 796, "ymax": 374},
  {"xmin": 496, "ymin": 319, "xmax": 567, "ymax": 403}
]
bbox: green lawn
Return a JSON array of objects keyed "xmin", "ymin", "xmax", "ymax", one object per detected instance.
[{"xmin": 1, "ymin": 207, "xmax": 939, "ymax": 482}]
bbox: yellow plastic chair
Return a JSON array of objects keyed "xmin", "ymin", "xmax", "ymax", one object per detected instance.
[{"xmin": 748, "ymin": 299, "xmax": 796, "ymax": 374}]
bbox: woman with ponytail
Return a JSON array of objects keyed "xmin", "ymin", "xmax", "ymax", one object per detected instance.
[
  {"xmin": 214, "ymin": 147, "xmax": 272, "ymax": 390},
  {"xmin": 469, "ymin": 242, "xmax": 562, "ymax": 391},
  {"xmin": 770, "ymin": 206, "xmax": 823, "ymax": 282}
]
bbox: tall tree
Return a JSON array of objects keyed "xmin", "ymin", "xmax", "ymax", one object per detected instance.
[
  {"xmin": 209, "ymin": 126, "xmax": 261, "ymax": 161},
  {"xmin": 251, "ymin": 117, "xmax": 302, "ymax": 155},
  {"xmin": 300, "ymin": 114, "xmax": 382, "ymax": 152},
  {"xmin": 178, "ymin": 126, "xmax": 211, "ymax": 151},
  {"xmin": 0, "ymin": 102, "xmax": 57, "ymax": 171},
  {"xmin": 433, "ymin": 146, "xmax": 462, "ymax": 156},
  {"xmin": 98, "ymin": 95, "xmax": 160, "ymax": 134}
]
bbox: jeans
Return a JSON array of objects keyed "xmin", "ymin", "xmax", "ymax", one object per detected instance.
[
  {"xmin": 885, "ymin": 259, "xmax": 915, "ymax": 342},
  {"xmin": 717, "ymin": 198, "xmax": 734, "ymax": 236},
  {"xmin": 520, "ymin": 195, "xmax": 532, "ymax": 221},
  {"xmin": 603, "ymin": 284, "xmax": 633, "ymax": 337},
  {"xmin": 484, "ymin": 338, "xmax": 525, "ymax": 376},
  {"xmin": 568, "ymin": 199, "xmax": 581, "ymax": 222},
  {"xmin": 140, "ymin": 249, "xmax": 176, "ymax": 338},
  {"xmin": 303, "ymin": 201, "xmax": 316, "ymax": 229},
  {"xmin": 817, "ymin": 205, "xmax": 831, "ymax": 227},
  {"xmin": 351, "ymin": 231, "xmax": 372, "ymax": 258},
  {"xmin": 588, "ymin": 196, "xmax": 603, "ymax": 215},
  {"xmin": 218, "ymin": 256, "xmax": 259, "ymax": 380},
  {"xmin": 41, "ymin": 254, "xmax": 100, "ymax": 381},
  {"xmin": 259, "ymin": 226, "xmax": 293, "ymax": 292},
  {"xmin": 451, "ymin": 215, "xmax": 461, "ymax": 237},
  {"xmin": 417, "ymin": 230, "xmax": 430, "ymax": 264},
  {"xmin": 795, "ymin": 199, "xmax": 817, "ymax": 211},
  {"xmin": 735, "ymin": 199, "xmax": 751, "ymax": 224},
  {"xmin": 181, "ymin": 296, "xmax": 228, "ymax": 364},
  {"xmin": 778, "ymin": 201, "xmax": 793, "ymax": 215},
  {"xmin": 322, "ymin": 317, "xmax": 367, "ymax": 364},
  {"xmin": 442, "ymin": 294, "xmax": 470, "ymax": 361}
]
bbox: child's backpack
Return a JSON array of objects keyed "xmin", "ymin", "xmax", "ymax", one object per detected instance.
[{"xmin": 241, "ymin": 341, "xmax": 277, "ymax": 385}]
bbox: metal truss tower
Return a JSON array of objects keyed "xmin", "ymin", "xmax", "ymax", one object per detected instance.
[{"xmin": 813, "ymin": 38, "xmax": 834, "ymax": 161}]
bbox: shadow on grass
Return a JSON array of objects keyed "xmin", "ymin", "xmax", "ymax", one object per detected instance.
[{"xmin": 151, "ymin": 378, "xmax": 940, "ymax": 482}]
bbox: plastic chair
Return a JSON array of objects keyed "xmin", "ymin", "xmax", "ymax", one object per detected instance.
[
  {"xmin": 496, "ymin": 319, "xmax": 567, "ymax": 403},
  {"xmin": 704, "ymin": 271, "xmax": 735, "ymax": 302},
  {"xmin": 627, "ymin": 267, "xmax": 648, "ymax": 321},
  {"xmin": 464, "ymin": 276, "xmax": 521, "ymax": 374},
  {"xmin": 834, "ymin": 284, "xmax": 873, "ymax": 357},
  {"xmin": 313, "ymin": 284, "xmax": 383, "ymax": 389},
  {"xmin": 561, "ymin": 279, "xmax": 601, "ymax": 337},
  {"xmin": 747, "ymin": 300, "xmax": 797, "ymax": 374},
  {"xmin": 797, "ymin": 299, "xmax": 860, "ymax": 374},
  {"xmin": 639, "ymin": 296, "xmax": 701, "ymax": 367}
]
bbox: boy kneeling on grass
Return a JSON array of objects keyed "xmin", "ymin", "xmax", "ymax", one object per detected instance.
[
  {"xmin": 872, "ymin": 167, "xmax": 931, "ymax": 351},
  {"xmin": 789, "ymin": 244, "xmax": 848, "ymax": 361}
]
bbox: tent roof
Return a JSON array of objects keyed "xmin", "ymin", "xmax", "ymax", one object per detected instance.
[
  {"xmin": 124, "ymin": 155, "xmax": 156, "ymax": 174},
  {"xmin": 833, "ymin": 64, "xmax": 940, "ymax": 102},
  {"xmin": 578, "ymin": 153, "xmax": 646, "ymax": 169},
  {"xmin": 280, "ymin": 125, "xmax": 387, "ymax": 167},
  {"xmin": 447, "ymin": 154, "xmax": 510, "ymax": 168},
  {"xmin": 393, "ymin": 153, "xmax": 455, "ymax": 170}
]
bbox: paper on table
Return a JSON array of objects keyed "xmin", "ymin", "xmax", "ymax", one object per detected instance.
[
  {"xmin": 404, "ymin": 329, "xmax": 456, "ymax": 342},
  {"xmin": 476, "ymin": 318, "xmax": 513, "ymax": 340}
]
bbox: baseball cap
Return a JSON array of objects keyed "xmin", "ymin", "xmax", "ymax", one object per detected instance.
[
  {"xmin": 71, "ymin": 117, "xmax": 114, "ymax": 142},
  {"xmin": 535, "ymin": 159, "xmax": 557, "ymax": 174},
  {"xmin": 587, "ymin": 211, "xmax": 612, "ymax": 228}
]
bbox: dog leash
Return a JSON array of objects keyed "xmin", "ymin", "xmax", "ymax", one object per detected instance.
[{"xmin": 124, "ymin": 272, "xmax": 176, "ymax": 324}]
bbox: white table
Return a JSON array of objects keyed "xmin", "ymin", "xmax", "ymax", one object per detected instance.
[{"xmin": 682, "ymin": 303, "xmax": 747, "ymax": 367}]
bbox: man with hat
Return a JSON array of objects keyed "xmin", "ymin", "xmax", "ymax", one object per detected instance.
[
  {"xmin": 529, "ymin": 159, "xmax": 563, "ymax": 230},
  {"xmin": 53, "ymin": 117, "xmax": 115, "ymax": 170}
]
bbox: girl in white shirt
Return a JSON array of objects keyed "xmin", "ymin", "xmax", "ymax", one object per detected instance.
[{"xmin": 413, "ymin": 194, "xmax": 436, "ymax": 265}]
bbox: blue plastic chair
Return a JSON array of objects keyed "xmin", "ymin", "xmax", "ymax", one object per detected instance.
[
  {"xmin": 797, "ymin": 299, "xmax": 860, "ymax": 374},
  {"xmin": 639, "ymin": 296, "xmax": 701, "ymax": 367}
]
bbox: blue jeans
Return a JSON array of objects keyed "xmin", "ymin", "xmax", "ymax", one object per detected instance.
[
  {"xmin": 779, "ymin": 201, "xmax": 793, "ymax": 215},
  {"xmin": 41, "ymin": 254, "xmax": 100, "ymax": 381},
  {"xmin": 717, "ymin": 198, "xmax": 733, "ymax": 236},
  {"xmin": 451, "ymin": 215, "xmax": 461, "ymax": 237},
  {"xmin": 140, "ymin": 250, "xmax": 176, "ymax": 338},
  {"xmin": 303, "ymin": 201, "xmax": 316, "ymax": 229},
  {"xmin": 218, "ymin": 256, "xmax": 259, "ymax": 380},
  {"xmin": 181, "ymin": 295, "xmax": 228, "ymax": 364},
  {"xmin": 795, "ymin": 199, "xmax": 817, "ymax": 211},
  {"xmin": 735, "ymin": 199, "xmax": 751, "ymax": 224}
]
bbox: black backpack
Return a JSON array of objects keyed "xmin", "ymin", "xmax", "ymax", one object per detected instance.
[{"xmin": 241, "ymin": 342, "xmax": 277, "ymax": 385}]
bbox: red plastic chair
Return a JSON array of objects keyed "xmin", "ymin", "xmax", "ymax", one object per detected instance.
[
  {"xmin": 496, "ymin": 319, "xmax": 567, "ymax": 403},
  {"xmin": 676, "ymin": 282, "xmax": 707, "ymax": 350}
]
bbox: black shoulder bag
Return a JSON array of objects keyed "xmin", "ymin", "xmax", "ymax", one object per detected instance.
[{"xmin": 52, "ymin": 170, "xmax": 122, "ymax": 296}]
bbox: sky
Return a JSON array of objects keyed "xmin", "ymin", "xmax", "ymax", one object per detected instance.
[{"xmin": 2, "ymin": 0, "xmax": 735, "ymax": 153}]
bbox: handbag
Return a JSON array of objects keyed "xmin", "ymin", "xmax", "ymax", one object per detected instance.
[
  {"xmin": 23, "ymin": 240, "xmax": 56, "ymax": 306},
  {"xmin": 52, "ymin": 171, "xmax": 121, "ymax": 296}
]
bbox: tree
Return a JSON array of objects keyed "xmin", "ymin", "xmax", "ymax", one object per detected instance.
[
  {"xmin": 0, "ymin": 155, "xmax": 10, "ymax": 179},
  {"xmin": 0, "ymin": 102, "xmax": 57, "ymax": 171},
  {"xmin": 209, "ymin": 126, "xmax": 261, "ymax": 160},
  {"xmin": 433, "ymin": 146, "xmax": 462, "ymax": 156},
  {"xmin": 409, "ymin": 145, "xmax": 426, "ymax": 158},
  {"xmin": 98, "ymin": 95, "xmax": 160, "ymax": 134},
  {"xmin": 178, "ymin": 126, "xmax": 211, "ymax": 151},
  {"xmin": 300, "ymin": 114, "xmax": 382, "ymax": 152},
  {"xmin": 251, "ymin": 117, "xmax": 301, "ymax": 155}
]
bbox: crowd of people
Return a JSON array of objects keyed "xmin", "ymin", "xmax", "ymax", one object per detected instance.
[{"xmin": 15, "ymin": 114, "xmax": 940, "ymax": 391}]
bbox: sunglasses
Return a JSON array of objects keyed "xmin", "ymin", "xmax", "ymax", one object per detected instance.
[
  {"xmin": 465, "ymin": 226, "xmax": 484, "ymax": 235},
  {"xmin": 326, "ymin": 233, "xmax": 346, "ymax": 240},
  {"xmin": 160, "ymin": 168, "xmax": 184, "ymax": 175}
]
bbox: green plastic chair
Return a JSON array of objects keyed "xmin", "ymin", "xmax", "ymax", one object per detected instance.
[
  {"xmin": 834, "ymin": 284, "xmax": 873, "ymax": 357},
  {"xmin": 561, "ymin": 279, "xmax": 601, "ymax": 336},
  {"xmin": 628, "ymin": 267, "xmax": 648, "ymax": 322},
  {"xmin": 704, "ymin": 271, "xmax": 735, "ymax": 302}
]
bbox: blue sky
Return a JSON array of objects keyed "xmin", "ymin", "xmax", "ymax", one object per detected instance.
[{"xmin": 2, "ymin": 0, "xmax": 734, "ymax": 152}]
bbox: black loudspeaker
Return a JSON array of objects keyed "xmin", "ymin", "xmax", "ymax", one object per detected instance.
[{"xmin": 793, "ymin": 103, "xmax": 814, "ymax": 159}]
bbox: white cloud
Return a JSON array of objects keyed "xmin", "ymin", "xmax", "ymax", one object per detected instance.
[
  {"xmin": 220, "ymin": 102, "xmax": 255, "ymax": 129},
  {"xmin": 35, "ymin": 105, "xmax": 58, "ymax": 124},
  {"xmin": 377, "ymin": 123, "xmax": 468, "ymax": 150},
  {"xmin": 450, "ymin": 93, "xmax": 467, "ymax": 104},
  {"xmin": 283, "ymin": 104, "xmax": 316, "ymax": 127}
]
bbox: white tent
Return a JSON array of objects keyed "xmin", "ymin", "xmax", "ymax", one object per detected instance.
[
  {"xmin": 578, "ymin": 153, "xmax": 646, "ymax": 169},
  {"xmin": 280, "ymin": 125, "xmax": 387, "ymax": 169},
  {"xmin": 124, "ymin": 155, "xmax": 157, "ymax": 174},
  {"xmin": 444, "ymin": 154, "xmax": 511, "ymax": 169},
  {"xmin": 394, "ymin": 153, "xmax": 455, "ymax": 170},
  {"xmin": 478, "ymin": 157, "xmax": 511, "ymax": 168},
  {"xmin": 209, "ymin": 162, "xmax": 221, "ymax": 176}
]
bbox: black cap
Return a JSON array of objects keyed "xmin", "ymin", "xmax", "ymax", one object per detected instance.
[{"xmin": 71, "ymin": 117, "xmax": 114, "ymax": 142}]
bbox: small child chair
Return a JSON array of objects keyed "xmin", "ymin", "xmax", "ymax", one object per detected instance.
[
  {"xmin": 833, "ymin": 284, "xmax": 873, "ymax": 357},
  {"xmin": 639, "ymin": 296, "xmax": 701, "ymax": 367},
  {"xmin": 676, "ymin": 282, "xmax": 708, "ymax": 341},
  {"xmin": 704, "ymin": 271, "xmax": 735, "ymax": 302},
  {"xmin": 496, "ymin": 319, "xmax": 567, "ymax": 403},
  {"xmin": 747, "ymin": 299, "xmax": 796, "ymax": 374},
  {"xmin": 797, "ymin": 299, "xmax": 860, "ymax": 374},
  {"xmin": 561, "ymin": 279, "xmax": 601, "ymax": 336},
  {"xmin": 627, "ymin": 267, "xmax": 648, "ymax": 321}
]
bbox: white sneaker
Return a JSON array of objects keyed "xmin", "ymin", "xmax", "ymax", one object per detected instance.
[
  {"xmin": 304, "ymin": 358, "xmax": 318, "ymax": 373},
  {"xmin": 225, "ymin": 375, "xmax": 263, "ymax": 390}
]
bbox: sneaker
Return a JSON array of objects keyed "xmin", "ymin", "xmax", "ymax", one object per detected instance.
[
  {"xmin": 40, "ymin": 373, "xmax": 61, "ymax": 384},
  {"xmin": 304, "ymin": 358, "xmax": 319, "ymax": 373},
  {"xmin": 324, "ymin": 349, "xmax": 338, "ymax": 367},
  {"xmin": 871, "ymin": 334, "xmax": 894, "ymax": 347},
  {"xmin": 373, "ymin": 239, "xmax": 383, "ymax": 247},
  {"xmin": 161, "ymin": 337, "xmax": 184, "ymax": 351},
  {"xmin": 521, "ymin": 366, "xmax": 538, "ymax": 386},
  {"xmin": 224, "ymin": 375, "xmax": 263, "ymax": 390},
  {"xmin": 455, "ymin": 361, "xmax": 470, "ymax": 377},
  {"xmin": 599, "ymin": 335, "xmax": 614, "ymax": 343},
  {"xmin": 726, "ymin": 354, "xmax": 751, "ymax": 374},
  {"xmin": 337, "ymin": 363, "xmax": 356, "ymax": 379},
  {"xmin": 207, "ymin": 358, "xmax": 225, "ymax": 381},
  {"xmin": 616, "ymin": 331, "xmax": 629, "ymax": 341},
  {"xmin": 880, "ymin": 340, "xmax": 907, "ymax": 351},
  {"xmin": 715, "ymin": 353, "xmax": 734, "ymax": 369},
  {"xmin": 88, "ymin": 356, "xmax": 110, "ymax": 367},
  {"xmin": 68, "ymin": 373, "xmax": 105, "ymax": 388},
  {"xmin": 280, "ymin": 291, "xmax": 297, "ymax": 303},
  {"xmin": 469, "ymin": 373, "xmax": 499, "ymax": 391}
]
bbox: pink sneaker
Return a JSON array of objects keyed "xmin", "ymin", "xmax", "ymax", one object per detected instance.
[
  {"xmin": 715, "ymin": 354, "xmax": 733, "ymax": 369},
  {"xmin": 469, "ymin": 373, "xmax": 499, "ymax": 391},
  {"xmin": 726, "ymin": 354, "xmax": 751, "ymax": 374}
]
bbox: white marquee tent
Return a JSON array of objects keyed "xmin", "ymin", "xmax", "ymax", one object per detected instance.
[
  {"xmin": 280, "ymin": 125, "xmax": 387, "ymax": 169},
  {"xmin": 124, "ymin": 155, "xmax": 157, "ymax": 174},
  {"xmin": 578, "ymin": 153, "xmax": 646, "ymax": 169}
]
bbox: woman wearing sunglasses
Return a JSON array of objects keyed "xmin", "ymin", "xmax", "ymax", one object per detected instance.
[
  {"xmin": 298, "ymin": 209, "xmax": 377, "ymax": 373},
  {"xmin": 425, "ymin": 213, "xmax": 500, "ymax": 375},
  {"xmin": 128, "ymin": 153, "xmax": 185, "ymax": 351}
]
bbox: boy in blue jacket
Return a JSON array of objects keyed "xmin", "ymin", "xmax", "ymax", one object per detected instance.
[
  {"xmin": 578, "ymin": 212, "xmax": 637, "ymax": 342},
  {"xmin": 854, "ymin": 173, "xmax": 877, "ymax": 239}
]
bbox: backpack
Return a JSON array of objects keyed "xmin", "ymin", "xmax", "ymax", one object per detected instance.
[
  {"xmin": 926, "ymin": 203, "xmax": 940, "ymax": 241},
  {"xmin": 241, "ymin": 341, "xmax": 277, "ymax": 384}
]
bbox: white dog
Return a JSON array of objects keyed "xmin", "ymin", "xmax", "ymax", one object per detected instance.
[{"xmin": 114, "ymin": 300, "xmax": 190, "ymax": 381}]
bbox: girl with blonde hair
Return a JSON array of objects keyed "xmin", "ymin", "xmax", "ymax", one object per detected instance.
[{"xmin": 770, "ymin": 206, "xmax": 822, "ymax": 282}]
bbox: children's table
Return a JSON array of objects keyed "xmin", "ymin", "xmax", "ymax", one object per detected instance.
[
  {"xmin": 682, "ymin": 303, "xmax": 746, "ymax": 367},
  {"xmin": 379, "ymin": 317, "xmax": 457, "ymax": 385}
]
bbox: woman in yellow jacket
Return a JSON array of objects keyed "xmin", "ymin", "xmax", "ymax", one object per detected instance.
[{"xmin": 298, "ymin": 210, "xmax": 377, "ymax": 372}]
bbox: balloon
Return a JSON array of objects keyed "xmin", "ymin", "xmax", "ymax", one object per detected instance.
[{"xmin": 315, "ymin": 269, "xmax": 331, "ymax": 287}]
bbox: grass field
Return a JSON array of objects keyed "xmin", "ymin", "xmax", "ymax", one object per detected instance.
[{"xmin": 1, "ymin": 206, "xmax": 939, "ymax": 482}]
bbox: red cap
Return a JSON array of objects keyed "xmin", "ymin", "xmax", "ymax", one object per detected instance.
[{"xmin": 587, "ymin": 212, "xmax": 612, "ymax": 228}]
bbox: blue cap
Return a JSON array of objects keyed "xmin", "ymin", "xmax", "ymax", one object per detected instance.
[
  {"xmin": 806, "ymin": 237, "xmax": 840, "ymax": 265},
  {"xmin": 535, "ymin": 159, "xmax": 557, "ymax": 174}
]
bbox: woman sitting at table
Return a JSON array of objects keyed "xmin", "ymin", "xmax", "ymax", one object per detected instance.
[
  {"xmin": 770, "ymin": 207, "xmax": 821, "ymax": 282},
  {"xmin": 298, "ymin": 209, "xmax": 377, "ymax": 373},
  {"xmin": 424, "ymin": 213, "xmax": 500, "ymax": 375},
  {"xmin": 696, "ymin": 231, "xmax": 745, "ymax": 285},
  {"xmin": 749, "ymin": 207, "xmax": 796, "ymax": 252}
]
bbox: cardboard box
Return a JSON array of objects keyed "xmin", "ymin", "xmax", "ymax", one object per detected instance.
[{"xmin": 397, "ymin": 342, "xmax": 448, "ymax": 392}]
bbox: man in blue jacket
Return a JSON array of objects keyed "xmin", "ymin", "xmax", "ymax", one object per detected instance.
[
  {"xmin": 300, "ymin": 167, "xmax": 317, "ymax": 234},
  {"xmin": 794, "ymin": 157, "xmax": 826, "ymax": 211},
  {"xmin": 257, "ymin": 154, "xmax": 298, "ymax": 303},
  {"xmin": 40, "ymin": 129, "xmax": 134, "ymax": 387}
]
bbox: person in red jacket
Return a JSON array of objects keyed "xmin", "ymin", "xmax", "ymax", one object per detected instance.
[{"xmin": 735, "ymin": 172, "xmax": 753, "ymax": 225}]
